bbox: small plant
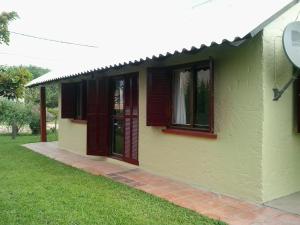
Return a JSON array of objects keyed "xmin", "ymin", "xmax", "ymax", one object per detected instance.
[
  {"xmin": 29, "ymin": 109, "xmax": 40, "ymax": 135},
  {"xmin": 48, "ymin": 108, "xmax": 58, "ymax": 132}
]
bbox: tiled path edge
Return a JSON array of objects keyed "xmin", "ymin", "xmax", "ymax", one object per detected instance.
[{"xmin": 23, "ymin": 142, "xmax": 300, "ymax": 225}]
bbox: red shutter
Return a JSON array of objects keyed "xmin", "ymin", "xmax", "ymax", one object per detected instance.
[
  {"xmin": 97, "ymin": 78, "xmax": 109, "ymax": 156},
  {"xmin": 86, "ymin": 78, "xmax": 109, "ymax": 156},
  {"xmin": 61, "ymin": 83, "xmax": 76, "ymax": 118},
  {"xmin": 86, "ymin": 80, "xmax": 100, "ymax": 155},
  {"xmin": 147, "ymin": 68, "xmax": 171, "ymax": 126},
  {"xmin": 131, "ymin": 75, "xmax": 138, "ymax": 162},
  {"xmin": 124, "ymin": 77, "xmax": 131, "ymax": 161},
  {"xmin": 123, "ymin": 75, "xmax": 139, "ymax": 165}
]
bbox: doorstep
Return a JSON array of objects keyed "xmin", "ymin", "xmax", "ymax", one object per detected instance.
[{"xmin": 23, "ymin": 142, "xmax": 300, "ymax": 225}]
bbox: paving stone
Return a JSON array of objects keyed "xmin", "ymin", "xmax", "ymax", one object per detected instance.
[{"xmin": 23, "ymin": 142, "xmax": 300, "ymax": 225}]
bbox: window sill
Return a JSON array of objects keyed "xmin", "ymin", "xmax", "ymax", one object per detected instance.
[
  {"xmin": 70, "ymin": 119, "xmax": 87, "ymax": 124},
  {"xmin": 162, "ymin": 128, "xmax": 217, "ymax": 139}
]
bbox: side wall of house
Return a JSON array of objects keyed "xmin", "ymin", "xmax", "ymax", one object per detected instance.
[
  {"xmin": 58, "ymin": 84, "xmax": 87, "ymax": 155},
  {"xmin": 262, "ymin": 3, "xmax": 300, "ymax": 202},
  {"xmin": 138, "ymin": 35, "xmax": 264, "ymax": 203},
  {"xmin": 57, "ymin": 35, "xmax": 265, "ymax": 202}
]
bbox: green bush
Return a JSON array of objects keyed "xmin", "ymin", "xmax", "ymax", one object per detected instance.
[
  {"xmin": 48, "ymin": 108, "xmax": 58, "ymax": 132},
  {"xmin": 29, "ymin": 110, "xmax": 40, "ymax": 135},
  {"xmin": 0, "ymin": 98, "xmax": 32, "ymax": 138}
]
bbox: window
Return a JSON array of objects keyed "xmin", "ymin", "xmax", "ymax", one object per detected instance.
[
  {"xmin": 61, "ymin": 81, "xmax": 87, "ymax": 120},
  {"xmin": 74, "ymin": 81, "xmax": 87, "ymax": 120},
  {"xmin": 171, "ymin": 62, "xmax": 213, "ymax": 132},
  {"xmin": 147, "ymin": 59, "xmax": 214, "ymax": 133}
]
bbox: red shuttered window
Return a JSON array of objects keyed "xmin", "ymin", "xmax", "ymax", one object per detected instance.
[
  {"xmin": 74, "ymin": 81, "xmax": 87, "ymax": 120},
  {"xmin": 61, "ymin": 83, "xmax": 76, "ymax": 118},
  {"xmin": 61, "ymin": 81, "xmax": 87, "ymax": 120},
  {"xmin": 147, "ymin": 59, "xmax": 214, "ymax": 133}
]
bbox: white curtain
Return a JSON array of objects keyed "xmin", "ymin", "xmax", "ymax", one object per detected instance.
[{"xmin": 173, "ymin": 71, "xmax": 189, "ymax": 124}]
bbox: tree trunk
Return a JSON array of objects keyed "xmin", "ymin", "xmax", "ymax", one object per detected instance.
[
  {"xmin": 54, "ymin": 120, "xmax": 57, "ymax": 132},
  {"xmin": 11, "ymin": 123, "xmax": 17, "ymax": 139}
]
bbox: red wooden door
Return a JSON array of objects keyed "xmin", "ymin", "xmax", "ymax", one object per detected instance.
[
  {"xmin": 86, "ymin": 78, "xmax": 109, "ymax": 156},
  {"xmin": 110, "ymin": 74, "xmax": 139, "ymax": 165}
]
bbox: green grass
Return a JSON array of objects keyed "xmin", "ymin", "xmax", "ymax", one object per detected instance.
[{"xmin": 0, "ymin": 134, "xmax": 226, "ymax": 225}]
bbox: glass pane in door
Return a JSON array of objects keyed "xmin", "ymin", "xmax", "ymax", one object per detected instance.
[
  {"xmin": 112, "ymin": 119, "xmax": 124, "ymax": 156},
  {"xmin": 113, "ymin": 79, "xmax": 125, "ymax": 115}
]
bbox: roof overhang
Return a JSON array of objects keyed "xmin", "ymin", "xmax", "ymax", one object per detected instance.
[{"xmin": 26, "ymin": 0, "xmax": 299, "ymax": 88}]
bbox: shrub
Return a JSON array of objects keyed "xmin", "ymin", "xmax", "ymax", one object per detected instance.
[
  {"xmin": 0, "ymin": 98, "xmax": 32, "ymax": 138},
  {"xmin": 29, "ymin": 109, "xmax": 40, "ymax": 135},
  {"xmin": 48, "ymin": 108, "xmax": 58, "ymax": 132}
]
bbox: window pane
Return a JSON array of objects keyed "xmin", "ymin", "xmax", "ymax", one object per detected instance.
[
  {"xmin": 112, "ymin": 119, "xmax": 124, "ymax": 156},
  {"xmin": 195, "ymin": 69, "xmax": 210, "ymax": 128},
  {"xmin": 172, "ymin": 69, "xmax": 192, "ymax": 125},
  {"xmin": 75, "ymin": 83, "xmax": 82, "ymax": 119},
  {"xmin": 113, "ymin": 79, "xmax": 124, "ymax": 115}
]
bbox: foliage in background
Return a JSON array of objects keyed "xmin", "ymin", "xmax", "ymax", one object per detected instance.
[
  {"xmin": 0, "ymin": 11, "xmax": 18, "ymax": 45},
  {"xmin": 25, "ymin": 84, "xmax": 58, "ymax": 108},
  {"xmin": 48, "ymin": 108, "xmax": 58, "ymax": 132},
  {"xmin": 28, "ymin": 106, "xmax": 40, "ymax": 135},
  {"xmin": 0, "ymin": 98, "xmax": 32, "ymax": 138},
  {"xmin": 24, "ymin": 65, "xmax": 50, "ymax": 79},
  {"xmin": 24, "ymin": 65, "xmax": 58, "ymax": 108},
  {"xmin": 0, "ymin": 66, "xmax": 32, "ymax": 99}
]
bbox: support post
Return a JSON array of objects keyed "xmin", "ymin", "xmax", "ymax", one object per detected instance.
[{"xmin": 40, "ymin": 86, "xmax": 47, "ymax": 142}]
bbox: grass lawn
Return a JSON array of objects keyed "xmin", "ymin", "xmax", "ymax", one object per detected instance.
[{"xmin": 0, "ymin": 134, "xmax": 226, "ymax": 225}]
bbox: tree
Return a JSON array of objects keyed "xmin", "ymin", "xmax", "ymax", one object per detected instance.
[
  {"xmin": 48, "ymin": 108, "xmax": 58, "ymax": 132},
  {"xmin": 0, "ymin": 11, "xmax": 18, "ymax": 45},
  {"xmin": 24, "ymin": 65, "xmax": 58, "ymax": 108},
  {"xmin": 25, "ymin": 65, "xmax": 50, "ymax": 79},
  {"xmin": 0, "ymin": 98, "xmax": 32, "ymax": 139},
  {"xmin": 0, "ymin": 66, "xmax": 32, "ymax": 99}
]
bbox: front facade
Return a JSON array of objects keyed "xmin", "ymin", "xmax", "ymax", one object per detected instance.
[{"xmin": 30, "ymin": 2, "xmax": 300, "ymax": 204}]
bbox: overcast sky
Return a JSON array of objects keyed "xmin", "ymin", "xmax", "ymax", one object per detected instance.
[{"xmin": 0, "ymin": 0, "xmax": 294, "ymax": 73}]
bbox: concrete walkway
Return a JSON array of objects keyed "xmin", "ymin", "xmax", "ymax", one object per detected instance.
[
  {"xmin": 265, "ymin": 192, "xmax": 300, "ymax": 216},
  {"xmin": 23, "ymin": 142, "xmax": 300, "ymax": 225}
]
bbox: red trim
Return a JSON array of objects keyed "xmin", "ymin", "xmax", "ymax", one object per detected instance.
[
  {"xmin": 162, "ymin": 128, "xmax": 217, "ymax": 139},
  {"xmin": 40, "ymin": 86, "xmax": 47, "ymax": 142},
  {"xmin": 70, "ymin": 119, "xmax": 87, "ymax": 124}
]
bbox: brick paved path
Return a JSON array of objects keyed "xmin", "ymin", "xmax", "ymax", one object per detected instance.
[{"xmin": 23, "ymin": 142, "xmax": 300, "ymax": 225}]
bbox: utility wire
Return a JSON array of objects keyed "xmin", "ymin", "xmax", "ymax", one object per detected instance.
[{"xmin": 9, "ymin": 31, "xmax": 99, "ymax": 48}]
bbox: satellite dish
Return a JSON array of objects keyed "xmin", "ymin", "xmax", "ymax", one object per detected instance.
[{"xmin": 283, "ymin": 21, "xmax": 300, "ymax": 68}]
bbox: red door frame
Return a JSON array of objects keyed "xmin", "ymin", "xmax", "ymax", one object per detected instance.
[{"xmin": 109, "ymin": 73, "xmax": 139, "ymax": 165}]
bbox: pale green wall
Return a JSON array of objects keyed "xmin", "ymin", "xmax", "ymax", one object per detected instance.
[
  {"xmin": 138, "ymin": 36, "xmax": 264, "ymax": 203},
  {"xmin": 55, "ymin": 3, "xmax": 300, "ymax": 202},
  {"xmin": 57, "ymin": 32, "xmax": 265, "ymax": 202},
  {"xmin": 262, "ymin": 3, "xmax": 300, "ymax": 202},
  {"xmin": 57, "ymin": 84, "xmax": 87, "ymax": 155}
]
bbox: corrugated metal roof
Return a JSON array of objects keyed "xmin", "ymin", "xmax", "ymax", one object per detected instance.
[{"xmin": 27, "ymin": 0, "xmax": 298, "ymax": 87}]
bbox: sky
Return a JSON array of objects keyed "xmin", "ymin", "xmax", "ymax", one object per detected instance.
[{"xmin": 0, "ymin": 0, "xmax": 295, "ymax": 74}]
